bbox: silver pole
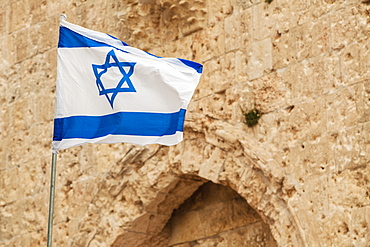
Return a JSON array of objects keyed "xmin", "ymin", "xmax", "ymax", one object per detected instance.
[{"xmin": 47, "ymin": 152, "xmax": 58, "ymax": 247}]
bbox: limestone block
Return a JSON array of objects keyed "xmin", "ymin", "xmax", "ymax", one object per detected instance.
[
  {"xmin": 362, "ymin": 39, "xmax": 370, "ymax": 81},
  {"xmin": 272, "ymin": 28, "xmax": 298, "ymax": 70},
  {"xmin": 19, "ymin": 230, "xmax": 45, "ymax": 246},
  {"xmin": 198, "ymin": 93, "xmax": 232, "ymax": 121},
  {"xmin": 296, "ymin": 15, "xmax": 330, "ymax": 61},
  {"xmin": 283, "ymin": 61, "xmax": 315, "ymax": 103},
  {"xmin": 286, "ymin": 194, "xmax": 320, "ymax": 247},
  {"xmin": 181, "ymin": 139, "xmax": 205, "ymax": 173},
  {"xmin": 217, "ymin": 52, "xmax": 235, "ymax": 93},
  {"xmin": 13, "ymin": 28, "xmax": 33, "ymax": 63},
  {"xmin": 17, "ymin": 195, "xmax": 48, "ymax": 233},
  {"xmin": 305, "ymin": 135, "xmax": 336, "ymax": 175},
  {"xmin": 246, "ymin": 38, "xmax": 272, "ymax": 80},
  {"xmin": 213, "ymin": 121, "xmax": 240, "ymax": 145},
  {"xmin": 53, "ymin": 149, "xmax": 85, "ymax": 187},
  {"xmin": 52, "ymin": 222, "xmax": 70, "ymax": 246},
  {"xmin": 298, "ymin": 175, "xmax": 330, "ymax": 236},
  {"xmin": 253, "ymin": 69, "xmax": 287, "ymax": 113},
  {"xmin": 194, "ymin": 53, "xmax": 235, "ymax": 99},
  {"xmin": 192, "ymin": 25, "xmax": 225, "ymax": 62},
  {"xmin": 273, "ymin": 97, "xmax": 326, "ymax": 149},
  {"xmin": 325, "ymin": 0, "xmax": 361, "ymax": 11},
  {"xmin": 0, "ymin": 7, "xmax": 5, "ymax": 37},
  {"xmin": 219, "ymin": 155, "xmax": 265, "ymax": 207},
  {"xmin": 282, "ymin": 136, "xmax": 335, "ymax": 189},
  {"xmin": 0, "ymin": 236, "xmax": 22, "ymax": 247},
  {"xmin": 141, "ymin": 161, "xmax": 169, "ymax": 188},
  {"xmin": 53, "ymin": 187, "xmax": 69, "ymax": 223},
  {"xmin": 165, "ymin": 177, "xmax": 204, "ymax": 199},
  {"xmin": 274, "ymin": 0, "xmax": 300, "ymax": 33},
  {"xmin": 45, "ymin": 0, "xmax": 73, "ymax": 18},
  {"xmin": 9, "ymin": 0, "xmax": 30, "ymax": 33},
  {"xmin": 37, "ymin": 19, "xmax": 59, "ymax": 54},
  {"xmin": 195, "ymin": 58, "xmax": 221, "ymax": 98},
  {"xmin": 309, "ymin": 0, "xmax": 328, "ymax": 19},
  {"xmin": 168, "ymin": 209, "xmax": 204, "ymax": 245},
  {"xmin": 160, "ymin": 0, "xmax": 205, "ymax": 41},
  {"xmin": 294, "ymin": 0, "xmax": 315, "ymax": 24},
  {"xmin": 198, "ymin": 145, "xmax": 226, "ymax": 182},
  {"xmin": 204, "ymin": 122, "xmax": 235, "ymax": 151},
  {"xmin": 251, "ymin": 110, "xmax": 278, "ymax": 146},
  {"xmin": 315, "ymin": 207, "xmax": 354, "ymax": 246},
  {"xmin": 129, "ymin": 212, "xmax": 171, "ymax": 235},
  {"xmin": 239, "ymin": 7, "xmax": 253, "ymax": 47},
  {"xmin": 309, "ymin": 54, "xmax": 342, "ymax": 94},
  {"xmin": 349, "ymin": 207, "xmax": 370, "ymax": 246},
  {"xmin": 163, "ymin": 34, "xmax": 193, "ymax": 60},
  {"xmin": 224, "ymin": 10, "xmax": 241, "ymax": 52},
  {"xmin": 44, "ymin": 48, "xmax": 58, "ymax": 83},
  {"xmin": 235, "ymin": 50, "xmax": 249, "ymax": 83},
  {"xmin": 66, "ymin": 178, "xmax": 100, "ymax": 219},
  {"xmin": 0, "ymin": 35, "xmax": 15, "ymax": 69},
  {"xmin": 335, "ymin": 125, "xmax": 368, "ymax": 172},
  {"xmin": 206, "ymin": 0, "xmax": 233, "ymax": 27},
  {"xmin": 331, "ymin": 7, "xmax": 365, "ymax": 51},
  {"xmin": 19, "ymin": 53, "xmax": 53, "ymax": 95},
  {"xmin": 167, "ymin": 144, "xmax": 184, "ymax": 168},
  {"xmin": 0, "ymin": 135, "xmax": 8, "ymax": 171},
  {"xmin": 17, "ymin": 159, "xmax": 45, "ymax": 198},
  {"xmin": 229, "ymin": 84, "xmax": 255, "ymax": 123},
  {"xmin": 340, "ymin": 42, "xmax": 363, "ymax": 85},
  {"xmin": 0, "ymin": 167, "xmax": 20, "ymax": 205},
  {"xmin": 363, "ymin": 121, "xmax": 370, "ymax": 162},
  {"xmin": 73, "ymin": 0, "xmax": 108, "ymax": 32},
  {"xmin": 0, "ymin": 195, "xmax": 47, "ymax": 240},
  {"xmin": 329, "ymin": 166, "xmax": 370, "ymax": 208},
  {"xmin": 175, "ymin": 182, "xmax": 240, "ymax": 213},
  {"xmin": 145, "ymin": 192, "xmax": 185, "ymax": 215},
  {"xmin": 0, "ymin": 71, "xmax": 7, "ymax": 107},
  {"xmin": 29, "ymin": 0, "xmax": 47, "ymax": 25},
  {"xmin": 112, "ymin": 231, "xmax": 154, "ymax": 247},
  {"xmin": 198, "ymin": 199, "xmax": 251, "ymax": 236},
  {"xmin": 10, "ymin": 96, "xmax": 35, "ymax": 133},
  {"xmin": 236, "ymin": 221, "xmax": 277, "ymax": 247},
  {"xmin": 326, "ymin": 86, "xmax": 358, "ymax": 133},
  {"xmin": 252, "ymin": 2, "xmax": 277, "ymax": 41}
]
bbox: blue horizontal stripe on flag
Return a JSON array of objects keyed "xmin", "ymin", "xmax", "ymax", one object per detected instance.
[
  {"xmin": 53, "ymin": 109, "xmax": 186, "ymax": 141},
  {"xmin": 58, "ymin": 26, "xmax": 129, "ymax": 48},
  {"xmin": 178, "ymin": 58, "xmax": 203, "ymax": 73},
  {"xmin": 58, "ymin": 26, "xmax": 203, "ymax": 74}
]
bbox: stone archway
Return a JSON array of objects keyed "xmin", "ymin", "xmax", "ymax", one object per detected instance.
[
  {"xmin": 111, "ymin": 178, "xmax": 278, "ymax": 247},
  {"xmin": 109, "ymin": 124, "xmax": 308, "ymax": 247}
]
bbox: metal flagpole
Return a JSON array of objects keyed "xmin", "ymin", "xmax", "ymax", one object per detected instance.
[{"xmin": 47, "ymin": 152, "xmax": 58, "ymax": 247}]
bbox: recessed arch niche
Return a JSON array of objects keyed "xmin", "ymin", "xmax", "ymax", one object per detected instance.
[
  {"xmin": 163, "ymin": 181, "xmax": 278, "ymax": 246},
  {"xmin": 112, "ymin": 177, "xmax": 277, "ymax": 246}
]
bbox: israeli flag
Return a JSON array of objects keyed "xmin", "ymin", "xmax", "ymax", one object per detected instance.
[{"xmin": 52, "ymin": 15, "xmax": 203, "ymax": 151}]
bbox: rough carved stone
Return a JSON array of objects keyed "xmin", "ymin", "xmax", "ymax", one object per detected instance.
[{"xmin": 1, "ymin": 0, "xmax": 370, "ymax": 246}]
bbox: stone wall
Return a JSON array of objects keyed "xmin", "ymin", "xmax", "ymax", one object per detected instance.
[{"xmin": 1, "ymin": 0, "xmax": 370, "ymax": 246}]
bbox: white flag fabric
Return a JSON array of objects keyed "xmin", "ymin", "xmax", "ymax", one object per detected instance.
[{"xmin": 52, "ymin": 15, "xmax": 202, "ymax": 151}]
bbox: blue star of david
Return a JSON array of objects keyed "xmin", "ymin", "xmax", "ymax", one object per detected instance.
[{"xmin": 92, "ymin": 49, "xmax": 136, "ymax": 108}]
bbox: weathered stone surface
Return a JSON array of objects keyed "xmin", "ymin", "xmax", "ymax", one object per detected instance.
[
  {"xmin": 167, "ymin": 182, "xmax": 276, "ymax": 246},
  {"xmin": 2, "ymin": 0, "xmax": 370, "ymax": 246}
]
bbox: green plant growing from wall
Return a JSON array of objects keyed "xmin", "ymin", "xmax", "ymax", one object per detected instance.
[{"xmin": 244, "ymin": 109, "xmax": 262, "ymax": 127}]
